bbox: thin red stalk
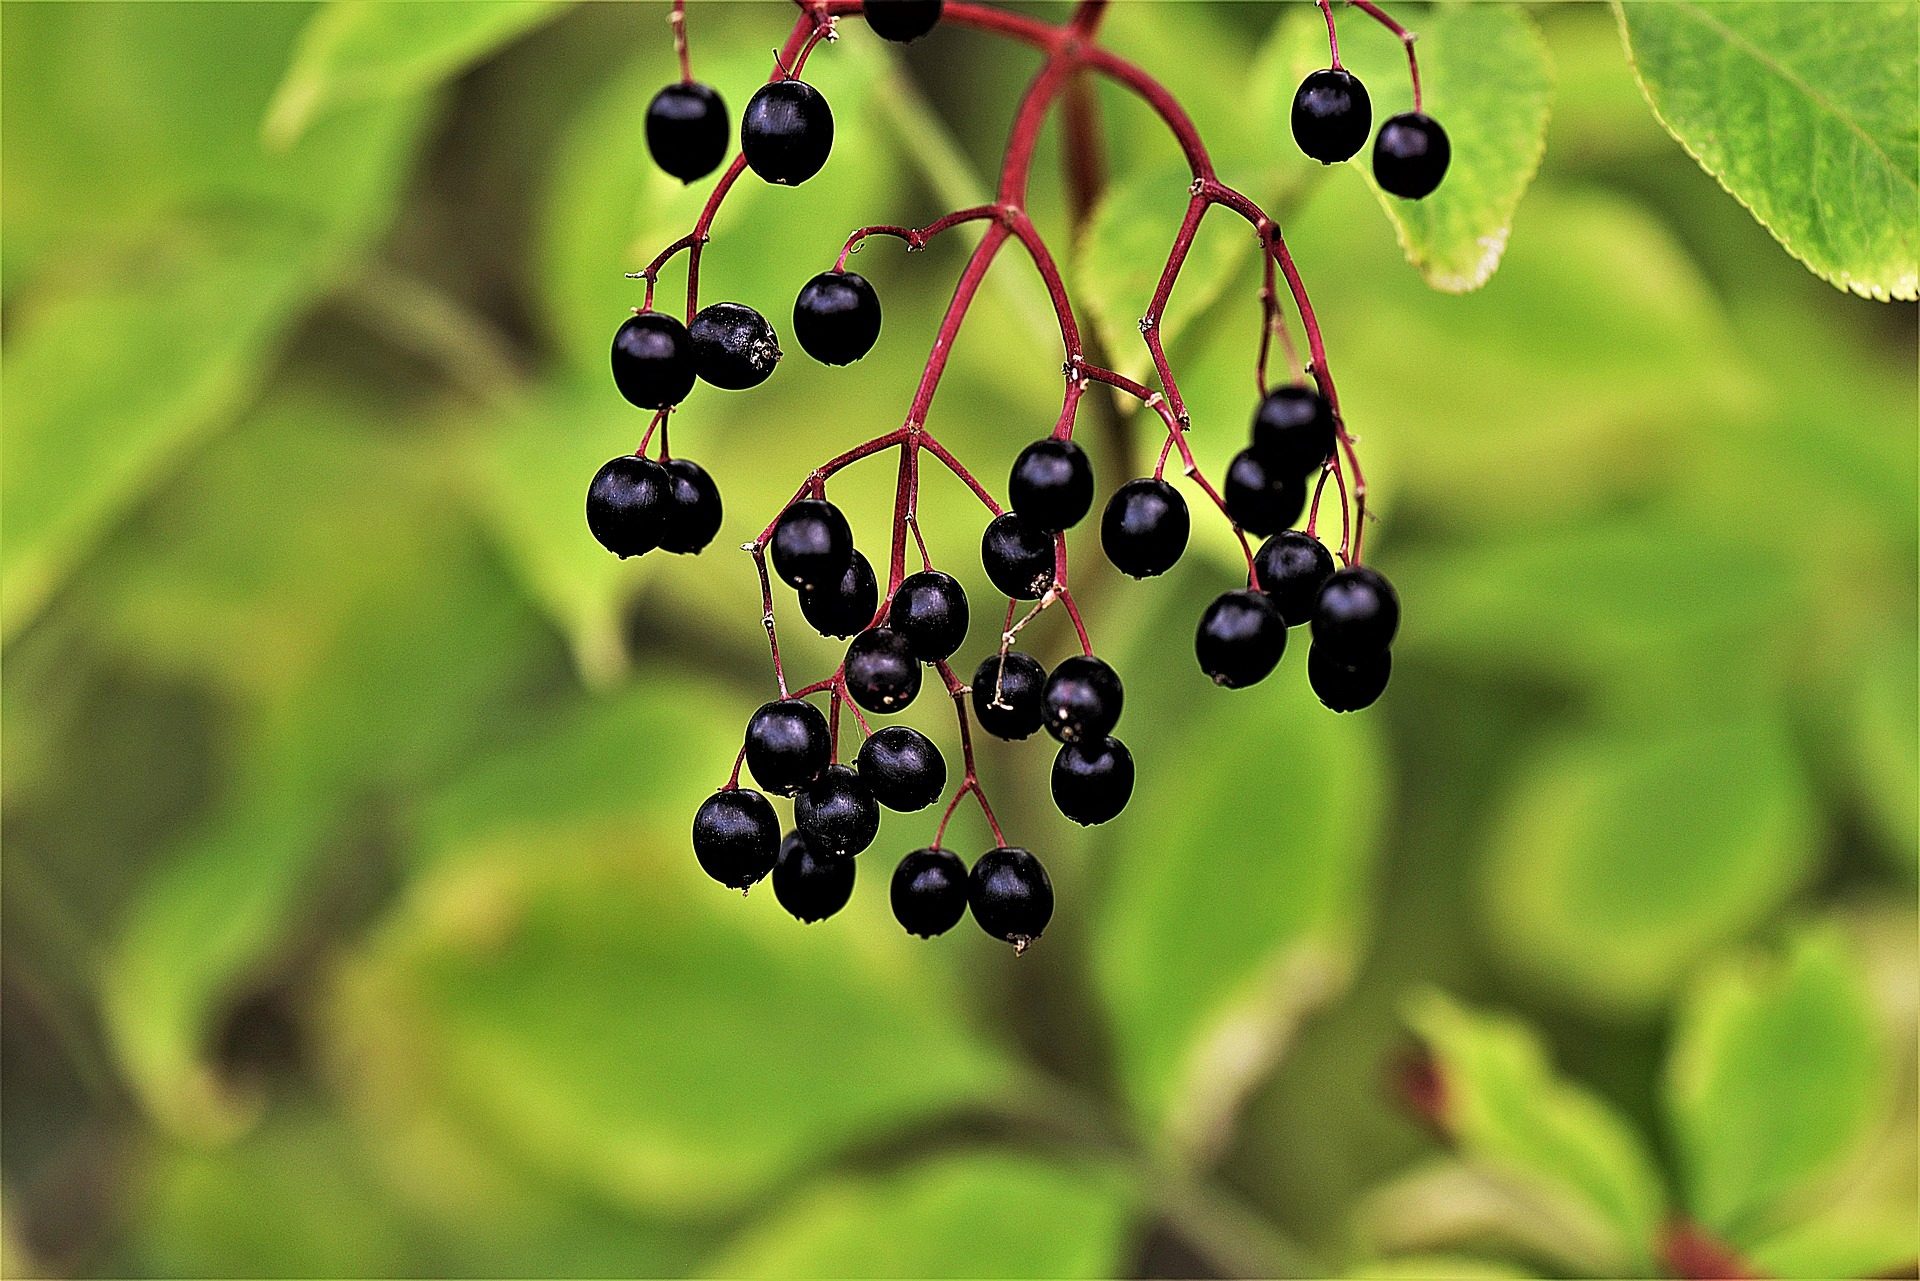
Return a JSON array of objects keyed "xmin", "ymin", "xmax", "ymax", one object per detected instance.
[
  {"xmin": 934, "ymin": 660, "xmax": 1007, "ymax": 847},
  {"xmin": 1316, "ymin": 0, "xmax": 1343, "ymax": 69},
  {"xmin": 1347, "ymin": 0, "xmax": 1423, "ymax": 112},
  {"xmin": 750, "ymin": 546, "xmax": 791, "ymax": 697},
  {"xmin": 636, "ymin": 407, "xmax": 669, "ymax": 456},
  {"xmin": 671, "ymin": 0, "xmax": 692, "ymax": 83},
  {"xmin": 835, "ymin": 204, "xmax": 1004, "ymax": 270}
]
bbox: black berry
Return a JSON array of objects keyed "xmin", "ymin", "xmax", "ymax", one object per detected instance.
[
  {"xmin": 1101, "ymin": 477, "xmax": 1189, "ymax": 578},
  {"xmin": 646, "ymin": 80, "xmax": 729, "ymax": 183},
  {"xmin": 741, "ymin": 79, "xmax": 833, "ymax": 186},
  {"xmin": 793, "ymin": 271, "xmax": 881, "ymax": 365},
  {"xmin": 1051, "ymin": 736, "xmax": 1134, "ymax": 826},
  {"xmin": 981, "ymin": 511, "xmax": 1056, "ymax": 599},
  {"xmin": 770, "ymin": 498, "xmax": 854, "ymax": 591},
  {"xmin": 971, "ymin": 652, "xmax": 1046, "ymax": 740},
  {"xmin": 692, "ymin": 788, "xmax": 779, "ymax": 889},
  {"xmin": 612, "ymin": 311, "xmax": 696, "ymax": 409},
  {"xmin": 689, "ymin": 301, "xmax": 781, "ymax": 390},
  {"xmin": 891, "ymin": 847, "xmax": 969, "ymax": 937},
  {"xmin": 969, "ymin": 846, "xmax": 1053, "ymax": 948},
  {"xmin": 1312, "ymin": 565, "xmax": 1400, "ymax": 654},
  {"xmin": 856, "ymin": 725, "xmax": 946, "ymax": 812},
  {"xmin": 1253, "ymin": 530, "xmax": 1335, "ymax": 626},
  {"xmin": 794, "ymin": 763, "xmax": 880, "ymax": 857},
  {"xmin": 1224, "ymin": 448, "xmax": 1307, "ymax": 537},
  {"xmin": 844, "ymin": 627, "xmax": 922, "ymax": 713},
  {"xmin": 1251, "ymin": 385, "xmax": 1336, "ymax": 479},
  {"xmin": 1009, "ymin": 438, "xmax": 1094, "ymax": 532},
  {"xmin": 1195, "ymin": 589, "xmax": 1287, "ymax": 688},
  {"xmin": 799, "ymin": 549, "xmax": 878, "ymax": 638},
  {"xmin": 773, "ymin": 830, "xmax": 857, "ymax": 922},
  {"xmin": 865, "ymin": 0, "xmax": 943, "ymax": 42},
  {"xmin": 1042, "ymin": 654, "xmax": 1123, "ymax": 743},
  {"xmin": 890, "ymin": 570, "xmax": 969, "ymax": 661},
  {"xmin": 586, "ymin": 455, "xmax": 669, "ymax": 558},
  {"xmin": 1308, "ymin": 642, "xmax": 1391, "ymax": 712},
  {"xmin": 658, "ymin": 457, "xmax": 723, "ymax": 554},
  {"xmin": 1292, "ymin": 67, "xmax": 1371, "ymax": 164},
  {"xmin": 1374, "ymin": 111, "xmax": 1451, "ymax": 200},
  {"xmin": 744, "ymin": 698, "xmax": 831, "ymax": 795}
]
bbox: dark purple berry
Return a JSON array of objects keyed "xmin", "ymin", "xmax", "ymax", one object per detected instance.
[
  {"xmin": 744, "ymin": 698, "xmax": 831, "ymax": 795},
  {"xmin": 692, "ymin": 788, "xmax": 779, "ymax": 889},
  {"xmin": 612, "ymin": 311, "xmax": 696, "ymax": 409},
  {"xmin": 1251, "ymin": 384, "xmax": 1336, "ymax": 479},
  {"xmin": 1308, "ymin": 643, "xmax": 1391, "ymax": 712},
  {"xmin": 1195, "ymin": 589, "xmax": 1287, "ymax": 688},
  {"xmin": 689, "ymin": 301, "xmax": 781, "ymax": 390},
  {"xmin": 891, "ymin": 847, "xmax": 968, "ymax": 937},
  {"xmin": 857, "ymin": 725, "xmax": 946, "ymax": 812},
  {"xmin": 773, "ymin": 830, "xmax": 856, "ymax": 921},
  {"xmin": 1224, "ymin": 448, "xmax": 1307, "ymax": 537},
  {"xmin": 658, "ymin": 457, "xmax": 723, "ymax": 554},
  {"xmin": 890, "ymin": 570, "xmax": 968, "ymax": 661},
  {"xmin": 865, "ymin": 0, "xmax": 942, "ymax": 42},
  {"xmin": 1101, "ymin": 477, "xmax": 1189, "ymax": 578},
  {"xmin": 741, "ymin": 79, "xmax": 833, "ymax": 186},
  {"xmin": 793, "ymin": 271, "xmax": 881, "ymax": 365},
  {"xmin": 969, "ymin": 846, "xmax": 1053, "ymax": 948},
  {"xmin": 1009, "ymin": 438, "xmax": 1094, "ymax": 532},
  {"xmin": 794, "ymin": 763, "xmax": 880, "ymax": 857},
  {"xmin": 1374, "ymin": 111, "xmax": 1451, "ymax": 199},
  {"xmin": 799, "ymin": 549, "xmax": 878, "ymax": 638},
  {"xmin": 844, "ymin": 627, "xmax": 922, "ymax": 714},
  {"xmin": 1051, "ymin": 736, "xmax": 1134, "ymax": 826},
  {"xmin": 1312, "ymin": 565, "xmax": 1399, "ymax": 654},
  {"xmin": 770, "ymin": 498, "xmax": 854, "ymax": 591},
  {"xmin": 586, "ymin": 455, "xmax": 670, "ymax": 558},
  {"xmin": 1253, "ymin": 530, "xmax": 1335, "ymax": 626},
  {"xmin": 1042, "ymin": 654, "xmax": 1122, "ymax": 743},
  {"xmin": 971, "ymin": 652, "xmax": 1046, "ymax": 740},
  {"xmin": 981, "ymin": 511, "xmax": 1056, "ymax": 600},
  {"xmin": 646, "ymin": 80, "xmax": 729, "ymax": 183},
  {"xmin": 1292, "ymin": 67, "xmax": 1371, "ymax": 164}
]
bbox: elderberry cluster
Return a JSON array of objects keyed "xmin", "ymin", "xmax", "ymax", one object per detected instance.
[{"xmin": 1292, "ymin": 65, "xmax": 1450, "ymax": 199}]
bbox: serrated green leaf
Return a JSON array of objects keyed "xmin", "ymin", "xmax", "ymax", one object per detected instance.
[{"xmin": 1617, "ymin": 1, "xmax": 1919, "ymax": 301}]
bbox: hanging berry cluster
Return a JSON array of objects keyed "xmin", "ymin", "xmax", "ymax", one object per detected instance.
[{"xmin": 586, "ymin": 0, "xmax": 1445, "ymax": 952}]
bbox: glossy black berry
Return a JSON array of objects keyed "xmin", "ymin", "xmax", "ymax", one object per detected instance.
[
  {"xmin": 657, "ymin": 457, "xmax": 723, "ymax": 554},
  {"xmin": 692, "ymin": 788, "xmax": 779, "ymax": 889},
  {"xmin": 1042, "ymin": 654, "xmax": 1123, "ymax": 744},
  {"xmin": 1051, "ymin": 736, "xmax": 1134, "ymax": 826},
  {"xmin": 1101, "ymin": 477, "xmax": 1189, "ymax": 578},
  {"xmin": 586, "ymin": 455, "xmax": 670, "ymax": 558},
  {"xmin": 799, "ymin": 549, "xmax": 878, "ymax": 638},
  {"xmin": 1224, "ymin": 448, "xmax": 1307, "ymax": 537},
  {"xmin": 865, "ymin": 0, "xmax": 942, "ymax": 42},
  {"xmin": 857, "ymin": 725, "xmax": 946, "ymax": 812},
  {"xmin": 793, "ymin": 271, "xmax": 881, "ymax": 365},
  {"xmin": 981, "ymin": 512, "xmax": 1055, "ymax": 600},
  {"xmin": 1309, "ymin": 643, "xmax": 1392, "ymax": 712},
  {"xmin": 890, "ymin": 570, "xmax": 969, "ymax": 661},
  {"xmin": 770, "ymin": 498, "xmax": 854, "ymax": 591},
  {"xmin": 773, "ymin": 830, "xmax": 857, "ymax": 922},
  {"xmin": 1009, "ymin": 438, "xmax": 1094, "ymax": 532},
  {"xmin": 794, "ymin": 763, "xmax": 880, "ymax": 857},
  {"xmin": 844, "ymin": 627, "xmax": 922, "ymax": 714},
  {"xmin": 612, "ymin": 311, "xmax": 696, "ymax": 409},
  {"xmin": 1251, "ymin": 385, "xmax": 1336, "ymax": 479},
  {"xmin": 689, "ymin": 301, "xmax": 781, "ymax": 390},
  {"xmin": 969, "ymin": 846, "xmax": 1053, "ymax": 948},
  {"xmin": 1312, "ymin": 565, "xmax": 1400, "ymax": 654},
  {"xmin": 891, "ymin": 846, "xmax": 968, "ymax": 937},
  {"xmin": 646, "ymin": 80, "xmax": 729, "ymax": 183},
  {"xmin": 971, "ymin": 651, "xmax": 1046, "ymax": 740},
  {"xmin": 741, "ymin": 79, "xmax": 833, "ymax": 186},
  {"xmin": 1292, "ymin": 67, "xmax": 1371, "ymax": 164},
  {"xmin": 1195, "ymin": 589, "xmax": 1287, "ymax": 688},
  {"xmin": 1253, "ymin": 530, "xmax": 1335, "ymax": 626},
  {"xmin": 744, "ymin": 698, "xmax": 831, "ymax": 796},
  {"xmin": 1374, "ymin": 111, "xmax": 1451, "ymax": 200}
]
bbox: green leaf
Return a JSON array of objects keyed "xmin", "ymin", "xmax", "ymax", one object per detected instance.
[
  {"xmin": 1346, "ymin": 1254, "xmax": 1531, "ymax": 1281},
  {"xmin": 1617, "ymin": 1, "xmax": 1919, "ymax": 301},
  {"xmin": 265, "ymin": 0, "xmax": 571, "ymax": 148},
  {"xmin": 1840, "ymin": 628, "xmax": 1920, "ymax": 876},
  {"xmin": 702, "ymin": 1150, "xmax": 1139, "ymax": 1278},
  {"xmin": 1405, "ymin": 991, "xmax": 1667, "ymax": 1273}
]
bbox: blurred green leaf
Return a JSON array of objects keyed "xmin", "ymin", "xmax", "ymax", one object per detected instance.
[
  {"xmin": 1840, "ymin": 628, "xmax": 1920, "ymax": 875},
  {"xmin": 1617, "ymin": 1, "xmax": 1919, "ymax": 301},
  {"xmin": 1346, "ymin": 1254, "xmax": 1530, "ymax": 1280},
  {"xmin": 703, "ymin": 1150, "xmax": 1138, "ymax": 1277},
  {"xmin": 1750, "ymin": 1211, "xmax": 1920, "ymax": 1281}
]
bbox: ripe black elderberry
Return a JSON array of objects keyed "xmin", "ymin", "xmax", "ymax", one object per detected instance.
[
  {"xmin": 1253, "ymin": 530, "xmax": 1336, "ymax": 626},
  {"xmin": 1195, "ymin": 589, "xmax": 1287, "ymax": 688},
  {"xmin": 689, "ymin": 302, "xmax": 781, "ymax": 390},
  {"xmin": 1308, "ymin": 642, "xmax": 1392, "ymax": 712},
  {"xmin": 969, "ymin": 846, "xmax": 1053, "ymax": 947},
  {"xmin": 1312, "ymin": 565, "xmax": 1400, "ymax": 654},
  {"xmin": 771, "ymin": 498, "xmax": 854, "ymax": 590},
  {"xmin": 1101, "ymin": 478, "xmax": 1189, "ymax": 578},
  {"xmin": 1224, "ymin": 448, "xmax": 1307, "ymax": 537},
  {"xmin": 646, "ymin": 81, "xmax": 729, "ymax": 183},
  {"xmin": 793, "ymin": 271, "xmax": 882, "ymax": 365},
  {"xmin": 981, "ymin": 512, "xmax": 1056, "ymax": 600},
  {"xmin": 1009, "ymin": 438, "xmax": 1094, "ymax": 532},
  {"xmin": 1042, "ymin": 654, "xmax": 1123, "ymax": 743},
  {"xmin": 1252, "ymin": 385, "xmax": 1336, "ymax": 478},
  {"xmin": 865, "ymin": 0, "xmax": 943, "ymax": 43},
  {"xmin": 856, "ymin": 725, "xmax": 946, "ymax": 811},
  {"xmin": 586, "ymin": 455, "xmax": 669, "ymax": 558},
  {"xmin": 794, "ymin": 763, "xmax": 880, "ymax": 857},
  {"xmin": 844, "ymin": 627, "xmax": 922, "ymax": 713},
  {"xmin": 890, "ymin": 570, "xmax": 969, "ymax": 661},
  {"xmin": 891, "ymin": 846, "xmax": 969, "ymax": 937},
  {"xmin": 692, "ymin": 788, "xmax": 780, "ymax": 889},
  {"xmin": 612, "ymin": 311, "xmax": 696, "ymax": 409},
  {"xmin": 1374, "ymin": 111, "xmax": 1451, "ymax": 200},
  {"xmin": 658, "ymin": 457, "xmax": 723, "ymax": 554},
  {"xmin": 1292, "ymin": 67, "xmax": 1372, "ymax": 164},
  {"xmin": 744, "ymin": 698, "xmax": 831, "ymax": 795},
  {"xmin": 773, "ymin": 830, "xmax": 857, "ymax": 922},
  {"xmin": 1051, "ymin": 736, "xmax": 1134, "ymax": 826},
  {"xmin": 799, "ymin": 549, "xmax": 878, "ymax": 638},
  {"xmin": 741, "ymin": 79, "xmax": 833, "ymax": 186},
  {"xmin": 971, "ymin": 651, "xmax": 1046, "ymax": 740}
]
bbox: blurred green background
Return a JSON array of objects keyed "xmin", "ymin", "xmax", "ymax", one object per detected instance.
[{"xmin": 3, "ymin": 2, "xmax": 1914, "ymax": 1277}]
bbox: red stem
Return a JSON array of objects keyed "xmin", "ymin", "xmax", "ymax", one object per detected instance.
[{"xmin": 1347, "ymin": 0, "xmax": 1424, "ymax": 113}]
